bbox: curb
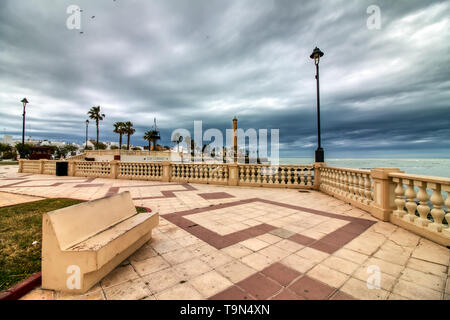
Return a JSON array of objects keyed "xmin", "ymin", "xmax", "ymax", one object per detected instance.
[{"xmin": 0, "ymin": 272, "xmax": 42, "ymax": 300}]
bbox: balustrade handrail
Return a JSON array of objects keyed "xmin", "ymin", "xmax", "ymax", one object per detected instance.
[
  {"xmin": 389, "ymin": 172, "xmax": 450, "ymax": 185},
  {"xmin": 320, "ymin": 166, "xmax": 371, "ymax": 174}
]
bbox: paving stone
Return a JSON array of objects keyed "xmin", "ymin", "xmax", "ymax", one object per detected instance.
[
  {"xmin": 237, "ymin": 273, "xmax": 282, "ymax": 300},
  {"xmin": 281, "ymin": 254, "xmax": 316, "ymax": 274},
  {"xmin": 209, "ymin": 285, "xmax": 255, "ymax": 300},
  {"xmin": 173, "ymin": 258, "xmax": 212, "ymax": 279},
  {"xmin": 392, "ymin": 279, "xmax": 442, "ymax": 300},
  {"xmin": 216, "ymin": 260, "xmax": 257, "ymax": 283},
  {"xmin": 155, "ymin": 283, "xmax": 204, "ymax": 300},
  {"xmin": 270, "ymin": 289, "xmax": 305, "ymax": 300},
  {"xmin": 142, "ymin": 268, "xmax": 182, "ymax": 294},
  {"xmin": 399, "ymin": 268, "xmax": 446, "ymax": 292},
  {"xmin": 288, "ymin": 275, "xmax": 335, "ymax": 300},
  {"xmin": 340, "ymin": 278, "xmax": 389, "ymax": 300},
  {"xmin": 261, "ymin": 262, "xmax": 302, "ymax": 286},
  {"xmin": 131, "ymin": 256, "xmax": 170, "ymax": 276},
  {"xmin": 221, "ymin": 244, "xmax": 253, "ymax": 259},
  {"xmin": 190, "ymin": 271, "xmax": 233, "ymax": 297},
  {"xmin": 240, "ymin": 252, "xmax": 274, "ymax": 271},
  {"xmin": 406, "ymin": 258, "xmax": 448, "ymax": 277},
  {"xmin": 20, "ymin": 289, "xmax": 55, "ymax": 300},
  {"xmin": 269, "ymin": 228, "xmax": 296, "ymax": 239},
  {"xmin": 103, "ymin": 279, "xmax": 151, "ymax": 300},
  {"xmin": 101, "ymin": 264, "xmax": 139, "ymax": 288},
  {"xmin": 307, "ymin": 264, "xmax": 349, "ymax": 288},
  {"xmin": 296, "ymin": 247, "xmax": 330, "ymax": 263}
]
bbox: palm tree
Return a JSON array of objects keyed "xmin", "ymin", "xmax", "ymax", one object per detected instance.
[
  {"xmin": 113, "ymin": 121, "xmax": 126, "ymax": 149},
  {"xmin": 143, "ymin": 130, "xmax": 153, "ymax": 151},
  {"xmin": 88, "ymin": 106, "xmax": 105, "ymax": 149},
  {"xmin": 123, "ymin": 121, "xmax": 135, "ymax": 150}
]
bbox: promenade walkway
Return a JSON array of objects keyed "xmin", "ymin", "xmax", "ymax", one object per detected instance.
[{"xmin": 0, "ymin": 166, "xmax": 448, "ymax": 300}]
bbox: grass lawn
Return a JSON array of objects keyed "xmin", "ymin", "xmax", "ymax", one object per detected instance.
[
  {"xmin": 0, "ymin": 161, "xmax": 18, "ymax": 165},
  {"xmin": 0, "ymin": 198, "xmax": 148, "ymax": 292}
]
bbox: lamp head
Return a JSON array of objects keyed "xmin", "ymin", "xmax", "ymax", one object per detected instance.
[{"xmin": 310, "ymin": 47, "xmax": 324, "ymax": 65}]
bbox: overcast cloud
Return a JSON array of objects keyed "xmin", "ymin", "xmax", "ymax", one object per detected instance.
[{"xmin": 0, "ymin": 0, "xmax": 449, "ymax": 158}]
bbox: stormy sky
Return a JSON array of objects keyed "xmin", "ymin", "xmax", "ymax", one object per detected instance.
[{"xmin": 0, "ymin": 0, "xmax": 449, "ymax": 158}]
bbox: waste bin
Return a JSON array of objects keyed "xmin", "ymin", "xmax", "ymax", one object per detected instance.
[{"xmin": 55, "ymin": 161, "xmax": 68, "ymax": 176}]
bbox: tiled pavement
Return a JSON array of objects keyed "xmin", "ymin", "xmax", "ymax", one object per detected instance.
[{"xmin": 0, "ymin": 166, "xmax": 449, "ymax": 300}]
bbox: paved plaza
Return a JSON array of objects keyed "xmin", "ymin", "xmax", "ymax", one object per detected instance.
[{"xmin": 0, "ymin": 165, "xmax": 449, "ymax": 300}]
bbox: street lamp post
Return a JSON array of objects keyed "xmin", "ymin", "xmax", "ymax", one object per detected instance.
[
  {"xmin": 310, "ymin": 47, "xmax": 325, "ymax": 163},
  {"xmin": 85, "ymin": 120, "xmax": 89, "ymax": 150},
  {"xmin": 20, "ymin": 98, "xmax": 29, "ymax": 158}
]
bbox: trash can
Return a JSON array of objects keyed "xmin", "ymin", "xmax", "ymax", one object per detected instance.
[{"xmin": 55, "ymin": 161, "xmax": 68, "ymax": 176}]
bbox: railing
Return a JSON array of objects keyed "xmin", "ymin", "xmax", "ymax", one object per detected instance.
[
  {"xmin": 21, "ymin": 160, "xmax": 41, "ymax": 174},
  {"xmin": 239, "ymin": 164, "xmax": 314, "ymax": 188},
  {"xmin": 389, "ymin": 172, "xmax": 450, "ymax": 241},
  {"xmin": 74, "ymin": 161, "xmax": 111, "ymax": 178},
  {"xmin": 319, "ymin": 166, "xmax": 374, "ymax": 210},
  {"xmin": 171, "ymin": 163, "xmax": 229, "ymax": 184},
  {"xmin": 42, "ymin": 161, "xmax": 56, "ymax": 175},
  {"xmin": 118, "ymin": 162, "xmax": 162, "ymax": 180},
  {"xmin": 16, "ymin": 159, "xmax": 450, "ymax": 246},
  {"xmin": 19, "ymin": 159, "xmax": 56, "ymax": 175}
]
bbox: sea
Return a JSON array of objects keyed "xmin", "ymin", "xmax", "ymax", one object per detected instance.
[{"xmin": 277, "ymin": 158, "xmax": 450, "ymax": 178}]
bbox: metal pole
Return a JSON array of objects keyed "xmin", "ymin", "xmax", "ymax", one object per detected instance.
[
  {"xmin": 316, "ymin": 62, "xmax": 321, "ymax": 149},
  {"xmin": 21, "ymin": 104, "xmax": 26, "ymax": 158},
  {"xmin": 315, "ymin": 61, "xmax": 324, "ymax": 162},
  {"xmin": 85, "ymin": 121, "xmax": 88, "ymax": 149}
]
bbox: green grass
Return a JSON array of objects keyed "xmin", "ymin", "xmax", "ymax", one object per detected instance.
[
  {"xmin": 0, "ymin": 161, "xmax": 18, "ymax": 165},
  {"xmin": 0, "ymin": 198, "xmax": 148, "ymax": 292}
]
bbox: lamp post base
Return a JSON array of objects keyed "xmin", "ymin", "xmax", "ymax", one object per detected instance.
[{"xmin": 315, "ymin": 148, "xmax": 324, "ymax": 163}]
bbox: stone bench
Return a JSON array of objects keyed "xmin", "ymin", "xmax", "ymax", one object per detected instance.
[{"xmin": 41, "ymin": 191, "xmax": 159, "ymax": 293}]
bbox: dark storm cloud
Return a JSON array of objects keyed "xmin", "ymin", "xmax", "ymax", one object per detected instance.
[{"xmin": 0, "ymin": 0, "xmax": 449, "ymax": 157}]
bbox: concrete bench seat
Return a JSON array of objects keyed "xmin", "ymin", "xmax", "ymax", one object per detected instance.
[{"xmin": 41, "ymin": 191, "xmax": 159, "ymax": 294}]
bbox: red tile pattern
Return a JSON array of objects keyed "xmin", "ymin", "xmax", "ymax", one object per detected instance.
[{"xmin": 198, "ymin": 192, "xmax": 235, "ymax": 200}]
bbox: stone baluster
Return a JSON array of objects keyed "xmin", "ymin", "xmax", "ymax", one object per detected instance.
[
  {"xmin": 442, "ymin": 185, "xmax": 450, "ymax": 237},
  {"xmin": 364, "ymin": 175, "xmax": 372, "ymax": 204},
  {"xmin": 428, "ymin": 183, "xmax": 445, "ymax": 232},
  {"xmin": 393, "ymin": 178, "xmax": 406, "ymax": 217},
  {"xmin": 403, "ymin": 179, "xmax": 417, "ymax": 222},
  {"xmin": 307, "ymin": 168, "xmax": 312, "ymax": 186},
  {"xmin": 414, "ymin": 181, "xmax": 430, "ymax": 227}
]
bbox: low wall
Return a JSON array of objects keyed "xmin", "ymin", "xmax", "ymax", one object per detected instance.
[
  {"xmin": 318, "ymin": 166, "xmax": 450, "ymax": 246},
  {"xmin": 18, "ymin": 159, "xmax": 450, "ymax": 246}
]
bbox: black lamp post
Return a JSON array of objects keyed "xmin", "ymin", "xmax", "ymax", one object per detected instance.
[
  {"xmin": 310, "ymin": 47, "xmax": 325, "ymax": 163},
  {"xmin": 20, "ymin": 98, "xmax": 29, "ymax": 158},
  {"xmin": 85, "ymin": 120, "xmax": 89, "ymax": 150}
]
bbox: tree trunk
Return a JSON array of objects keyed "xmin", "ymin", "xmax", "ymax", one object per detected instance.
[
  {"xmin": 96, "ymin": 120, "xmax": 99, "ymax": 150},
  {"xmin": 119, "ymin": 134, "xmax": 122, "ymax": 149},
  {"xmin": 127, "ymin": 134, "xmax": 130, "ymax": 150},
  {"xmin": 148, "ymin": 141, "xmax": 151, "ymax": 151}
]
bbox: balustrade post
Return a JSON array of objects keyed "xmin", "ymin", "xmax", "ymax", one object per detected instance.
[
  {"xmin": 110, "ymin": 160, "xmax": 119, "ymax": 179},
  {"xmin": 313, "ymin": 162, "xmax": 324, "ymax": 190},
  {"xmin": 39, "ymin": 159, "xmax": 45, "ymax": 174},
  {"xmin": 18, "ymin": 159, "xmax": 24, "ymax": 173},
  {"xmin": 68, "ymin": 161, "xmax": 75, "ymax": 176},
  {"xmin": 162, "ymin": 161, "xmax": 171, "ymax": 182},
  {"xmin": 369, "ymin": 168, "xmax": 403, "ymax": 221},
  {"xmin": 228, "ymin": 163, "xmax": 238, "ymax": 186}
]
